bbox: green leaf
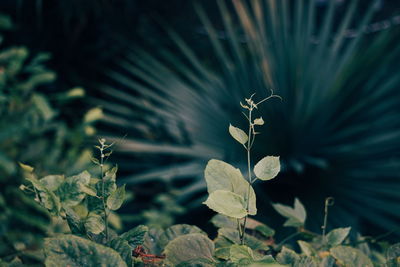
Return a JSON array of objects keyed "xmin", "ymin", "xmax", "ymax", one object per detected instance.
[
  {"xmin": 164, "ymin": 233, "xmax": 215, "ymax": 266},
  {"xmin": 84, "ymin": 213, "xmax": 105, "ymax": 235},
  {"xmin": 229, "ymin": 124, "xmax": 248, "ymax": 145},
  {"xmin": 57, "ymin": 171, "xmax": 92, "ymax": 207},
  {"xmin": 254, "ymin": 224, "xmax": 275, "ymax": 238},
  {"xmin": 210, "ymin": 214, "xmax": 237, "ymax": 229},
  {"xmin": 276, "ymin": 246, "xmax": 299, "ymax": 265},
  {"xmin": 216, "ymin": 228, "xmax": 268, "ymax": 251},
  {"xmin": 65, "ymin": 207, "xmax": 85, "ymax": 235},
  {"xmin": 229, "ymin": 245, "xmax": 254, "ymax": 263},
  {"xmin": 39, "ymin": 189, "xmax": 61, "ymax": 215},
  {"xmin": 253, "ymin": 117, "xmax": 264, "ymax": 126},
  {"xmin": 203, "ymin": 190, "xmax": 247, "ymax": 219},
  {"xmin": 204, "ymin": 159, "xmax": 256, "ymax": 215},
  {"xmin": 326, "ymin": 227, "xmax": 351, "ymax": 247},
  {"xmin": 297, "ymin": 241, "xmax": 316, "ymax": 257},
  {"xmin": 80, "ymin": 184, "xmax": 97, "ymax": 197},
  {"xmin": 386, "ymin": 243, "xmax": 400, "ymax": 267},
  {"xmin": 143, "ymin": 228, "xmax": 164, "ymax": 255},
  {"xmin": 176, "ymin": 258, "xmax": 215, "ymax": 267},
  {"xmin": 157, "ymin": 224, "xmax": 205, "ymax": 250},
  {"xmin": 107, "ymin": 185, "xmax": 126, "ymax": 210},
  {"xmin": 215, "ymin": 247, "xmax": 231, "ymax": 260},
  {"xmin": 70, "ymin": 171, "xmax": 91, "ymax": 185},
  {"xmin": 84, "ymin": 107, "xmax": 103, "ymax": 123},
  {"xmin": 120, "ymin": 225, "xmax": 148, "ymax": 247},
  {"xmin": 330, "ymin": 246, "xmax": 373, "ymax": 267},
  {"xmin": 253, "ymin": 156, "xmax": 280, "ymax": 181},
  {"xmin": 26, "ymin": 177, "xmax": 46, "ymax": 191},
  {"xmin": 99, "ymin": 167, "xmax": 118, "ymax": 197},
  {"xmin": 272, "ymin": 198, "xmax": 306, "ymax": 228},
  {"xmin": 109, "ymin": 237, "xmax": 133, "ymax": 266},
  {"xmin": 18, "ymin": 162, "xmax": 34, "ymax": 173},
  {"xmin": 40, "ymin": 175, "xmax": 64, "ymax": 191},
  {"xmin": 44, "ymin": 234, "xmax": 127, "ymax": 267},
  {"xmin": 295, "ymin": 256, "xmax": 318, "ymax": 267},
  {"xmin": 32, "ymin": 93, "xmax": 56, "ymax": 121}
]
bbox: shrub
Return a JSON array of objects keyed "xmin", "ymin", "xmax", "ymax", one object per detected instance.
[{"xmin": 0, "ymin": 13, "xmax": 100, "ymax": 263}]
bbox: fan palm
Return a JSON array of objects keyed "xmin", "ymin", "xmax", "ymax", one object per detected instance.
[{"xmin": 96, "ymin": 0, "xmax": 400, "ymax": 235}]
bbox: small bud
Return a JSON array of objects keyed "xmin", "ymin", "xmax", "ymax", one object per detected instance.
[{"xmin": 240, "ymin": 101, "xmax": 250, "ymax": 110}]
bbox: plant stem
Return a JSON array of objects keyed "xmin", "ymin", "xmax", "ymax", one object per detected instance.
[
  {"xmin": 276, "ymin": 231, "xmax": 303, "ymax": 249},
  {"xmin": 321, "ymin": 197, "xmax": 334, "ymax": 244},
  {"xmin": 100, "ymin": 142, "xmax": 109, "ymax": 242},
  {"xmin": 241, "ymin": 107, "xmax": 253, "ymax": 245}
]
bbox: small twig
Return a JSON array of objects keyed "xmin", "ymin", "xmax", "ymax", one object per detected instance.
[{"xmin": 321, "ymin": 197, "xmax": 335, "ymax": 244}]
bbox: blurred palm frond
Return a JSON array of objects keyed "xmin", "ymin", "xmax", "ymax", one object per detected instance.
[{"xmin": 96, "ymin": 0, "xmax": 400, "ymax": 234}]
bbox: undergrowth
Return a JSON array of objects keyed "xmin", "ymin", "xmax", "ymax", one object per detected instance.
[{"xmin": 4, "ymin": 93, "xmax": 399, "ymax": 267}]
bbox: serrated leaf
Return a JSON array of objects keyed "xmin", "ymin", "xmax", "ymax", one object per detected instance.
[
  {"xmin": 326, "ymin": 227, "xmax": 351, "ymax": 247},
  {"xmin": 57, "ymin": 172, "xmax": 91, "ymax": 207},
  {"xmin": 109, "ymin": 237, "xmax": 133, "ymax": 266},
  {"xmin": 204, "ymin": 159, "xmax": 256, "ymax": 215},
  {"xmin": 254, "ymin": 156, "xmax": 280, "ymax": 181},
  {"xmin": 203, "ymin": 190, "xmax": 248, "ymax": 219},
  {"xmin": 39, "ymin": 189, "xmax": 61, "ymax": 215},
  {"xmin": 26, "ymin": 177, "xmax": 46, "ymax": 191},
  {"xmin": 211, "ymin": 214, "xmax": 237, "ymax": 229},
  {"xmin": 330, "ymin": 246, "xmax": 373, "ymax": 267},
  {"xmin": 107, "ymin": 185, "xmax": 125, "ymax": 210},
  {"xmin": 295, "ymin": 256, "xmax": 318, "ymax": 267},
  {"xmin": 297, "ymin": 241, "xmax": 316, "ymax": 256},
  {"xmin": 120, "ymin": 225, "xmax": 148, "ymax": 247},
  {"xmin": 216, "ymin": 228, "xmax": 268, "ymax": 251},
  {"xmin": 84, "ymin": 213, "xmax": 105, "ymax": 235},
  {"xmin": 229, "ymin": 245, "xmax": 254, "ymax": 263},
  {"xmin": 44, "ymin": 234, "xmax": 127, "ymax": 267},
  {"xmin": 164, "ymin": 233, "xmax": 215, "ymax": 266},
  {"xmin": 176, "ymin": 258, "xmax": 215, "ymax": 267},
  {"xmin": 276, "ymin": 246, "xmax": 299, "ymax": 265},
  {"xmin": 157, "ymin": 224, "xmax": 205, "ymax": 249},
  {"xmin": 229, "ymin": 124, "xmax": 248, "ymax": 144},
  {"xmin": 386, "ymin": 243, "xmax": 400, "ymax": 267},
  {"xmin": 40, "ymin": 175, "xmax": 64, "ymax": 191},
  {"xmin": 80, "ymin": 184, "xmax": 97, "ymax": 197},
  {"xmin": 272, "ymin": 198, "xmax": 306, "ymax": 228},
  {"xmin": 215, "ymin": 247, "xmax": 231, "ymax": 260}
]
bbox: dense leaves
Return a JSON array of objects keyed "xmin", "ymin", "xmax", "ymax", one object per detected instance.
[{"xmin": 44, "ymin": 235, "xmax": 127, "ymax": 267}]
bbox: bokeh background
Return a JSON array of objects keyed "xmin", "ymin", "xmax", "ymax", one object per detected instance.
[{"xmin": 1, "ymin": 0, "xmax": 399, "ymax": 261}]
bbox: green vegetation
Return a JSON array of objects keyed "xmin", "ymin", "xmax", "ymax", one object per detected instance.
[
  {"xmin": 0, "ymin": 1, "xmax": 399, "ymax": 266},
  {"xmin": 11, "ymin": 98, "xmax": 399, "ymax": 266},
  {"xmin": 0, "ymin": 13, "xmax": 100, "ymax": 263}
]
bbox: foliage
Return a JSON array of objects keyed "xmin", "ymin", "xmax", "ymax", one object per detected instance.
[
  {"xmin": 0, "ymin": 13, "xmax": 100, "ymax": 263},
  {"xmin": 97, "ymin": 0, "xmax": 400, "ymax": 234},
  {"xmin": 14, "ymin": 121, "xmax": 399, "ymax": 267}
]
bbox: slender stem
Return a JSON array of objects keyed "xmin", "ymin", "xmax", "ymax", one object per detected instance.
[
  {"xmin": 241, "ymin": 108, "xmax": 253, "ymax": 245},
  {"xmin": 100, "ymin": 143, "xmax": 109, "ymax": 242},
  {"xmin": 255, "ymin": 94, "xmax": 281, "ymax": 106},
  {"xmin": 322, "ymin": 197, "xmax": 334, "ymax": 244},
  {"xmin": 237, "ymin": 219, "xmax": 243, "ymax": 238},
  {"xmin": 276, "ymin": 231, "xmax": 303, "ymax": 249}
]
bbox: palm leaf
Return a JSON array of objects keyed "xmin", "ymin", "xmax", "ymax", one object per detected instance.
[{"xmin": 96, "ymin": 0, "xmax": 400, "ymax": 234}]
